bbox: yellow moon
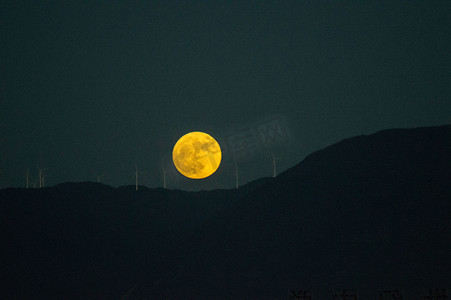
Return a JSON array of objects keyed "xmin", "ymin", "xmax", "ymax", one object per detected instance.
[{"xmin": 172, "ymin": 132, "xmax": 222, "ymax": 179}]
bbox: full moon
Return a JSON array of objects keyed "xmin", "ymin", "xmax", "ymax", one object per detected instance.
[{"xmin": 172, "ymin": 131, "xmax": 222, "ymax": 179}]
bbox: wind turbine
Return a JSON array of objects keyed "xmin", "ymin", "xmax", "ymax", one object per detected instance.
[
  {"xmin": 93, "ymin": 171, "xmax": 105, "ymax": 183},
  {"xmin": 133, "ymin": 164, "xmax": 145, "ymax": 191},
  {"xmin": 36, "ymin": 165, "xmax": 47, "ymax": 188}
]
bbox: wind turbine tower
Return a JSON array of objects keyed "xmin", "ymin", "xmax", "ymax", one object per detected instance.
[
  {"xmin": 36, "ymin": 165, "xmax": 47, "ymax": 188},
  {"xmin": 93, "ymin": 172, "xmax": 105, "ymax": 183},
  {"xmin": 134, "ymin": 164, "xmax": 144, "ymax": 191}
]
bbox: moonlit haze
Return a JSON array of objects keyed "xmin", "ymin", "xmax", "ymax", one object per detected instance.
[{"xmin": 0, "ymin": 1, "xmax": 450, "ymax": 190}]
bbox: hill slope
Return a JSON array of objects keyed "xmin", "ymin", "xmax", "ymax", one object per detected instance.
[
  {"xmin": 154, "ymin": 125, "xmax": 451, "ymax": 299},
  {"xmin": 1, "ymin": 125, "xmax": 450, "ymax": 299}
]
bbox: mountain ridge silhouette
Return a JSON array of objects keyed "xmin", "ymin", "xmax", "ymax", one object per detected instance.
[{"xmin": 1, "ymin": 124, "xmax": 450, "ymax": 299}]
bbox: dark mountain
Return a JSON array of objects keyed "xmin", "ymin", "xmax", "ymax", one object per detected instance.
[
  {"xmin": 1, "ymin": 125, "xmax": 450, "ymax": 299},
  {"xmin": 168, "ymin": 125, "xmax": 451, "ymax": 299}
]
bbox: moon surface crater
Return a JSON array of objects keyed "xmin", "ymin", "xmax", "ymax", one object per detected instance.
[{"xmin": 172, "ymin": 132, "xmax": 222, "ymax": 179}]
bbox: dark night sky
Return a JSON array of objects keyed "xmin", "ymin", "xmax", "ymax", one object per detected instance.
[{"xmin": 1, "ymin": 1, "xmax": 450, "ymax": 190}]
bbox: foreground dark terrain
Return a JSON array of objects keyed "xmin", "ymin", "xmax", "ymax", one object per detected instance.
[{"xmin": 1, "ymin": 125, "xmax": 450, "ymax": 299}]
